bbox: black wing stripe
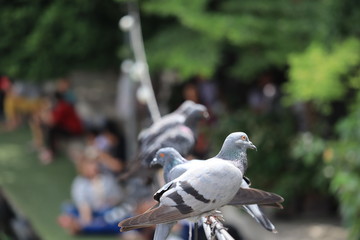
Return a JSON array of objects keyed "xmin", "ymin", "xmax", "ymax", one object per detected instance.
[
  {"xmin": 167, "ymin": 191, "xmax": 193, "ymax": 214},
  {"xmin": 180, "ymin": 181, "xmax": 210, "ymax": 203}
]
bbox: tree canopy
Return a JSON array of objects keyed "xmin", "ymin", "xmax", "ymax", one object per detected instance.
[
  {"xmin": 0, "ymin": 0, "xmax": 122, "ymax": 81},
  {"xmin": 2, "ymin": 0, "xmax": 359, "ymax": 82}
]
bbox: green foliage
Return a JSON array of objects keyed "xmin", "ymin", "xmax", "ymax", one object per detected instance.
[
  {"xmin": 290, "ymin": 132, "xmax": 330, "ymax": 192},
  {"xmin": 0, "ymin": 0, "xmax": 121, "ymax": 81},
  {"xmin": 2, "ymin": 0, "xmax": 357, "ymax": 82},
  {"xmin": 284, "ymin": 39, "xmax": 360, "ymax": 108},
  {"xmin": 291, "ymin": 133, "xmax": 326, "ymax": 167},
  {"xmin": 145, "ymin": 26, "xmax": 220, "ymax": 78},
  {"xmin": 281, "ymin": 3, "xmax": 360, "ymax": 233},
  {"xmin": 329, "ymin": 93, "xmax": 360, "ymax": 240},
  {"xmin": 142, "ymin": 0, "xmax": 326, "ymax": 79}
]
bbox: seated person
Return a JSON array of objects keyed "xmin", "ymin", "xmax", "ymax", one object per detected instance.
[
  {"xmin": 84, "ymin": 123, "xmax": 126, "ymax": 175},
  {"xmin": 58, "ymin": 151, "xmax": 129, "ymax": 235},
  {"xmin": 39, "ymin": 91, "xmax": 84, "ymax": 163}
]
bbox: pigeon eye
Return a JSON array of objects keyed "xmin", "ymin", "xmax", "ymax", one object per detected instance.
[
  {"xmin": 159, "ymin": 153, "xmax": 165, "ymax": 158},
  {"xmin": 241, "ymin": 136, "xmax": 247, "ymax": 141}
]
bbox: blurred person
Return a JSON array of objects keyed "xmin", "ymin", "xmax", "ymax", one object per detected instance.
[
  {"xmin": 3, "ymin": 82, "xmax": 45, "ymax": 131},
  {"xmin": 57, "ymin": 149, "xmax": 129, "ymax": 235},
  {"xmin": 100, "ymin": 119, "xmax": 127, "ymax": 164},
  {"xmin": 39, "ymin": 91, "xmax": 84, "ymax": 164},
  {"xmin": 1, "ymin": 81, "xmax": 47, "ymax": 150},
  {"xmin": 182, "ymin": 82, "xmax": 199, "ymax": 103},
  {"xmin": 82, "ymin": 120, "xmax": 127, "ymax": 175},
  {"xmin": 247, "ymin": 73, "xmax": 279, "ymax": 114},
  {"xmin": 0, "ymin": 76, "xmax": 11, "ymax": 122},
  {"xmin": 56, "ymin": 78, "xmax": 76, "ymax": 105},
  {"xmin": 181, "ymin": 81, "xmax": 210, "ymax": 159},
  {"xmin": 71, "ymin": 141, "xmax": 124, "ymax": 176}
]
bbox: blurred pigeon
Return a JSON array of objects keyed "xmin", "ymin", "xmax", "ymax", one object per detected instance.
[
  {"xmin": 152, "ymin": 146, "xmax": 280, "ymax": 233},
  {"xmin": 138, "ymin": 102, "xmax": 208, "ymax": 166},
  {"xmin": 138, "ymin": 100, "xmax": 206, "ymax": 148},
  {"xmin": 118, "ymin": 101, "xmax": 208, "ymax": 181},
  {"xmin": 118, "ymin": 158, "xmax": 283, "ymax": 232}
]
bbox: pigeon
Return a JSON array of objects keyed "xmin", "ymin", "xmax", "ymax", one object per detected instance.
[
  {"xmin": 151, "ymin": 146, "xmax": 280, "ymax": 233},
  {"xmin": 118, "ymin": 101, "xmax": 208, "ymax": 181},
  {"xmin": 138, "ymin": 102, "xmax": 208, "ymax": 166},
  {"xmin": 119, "ymin": 133, "xmax": 284, "ymax": 234},
  {"xmin": 150, "ymin": 147, "xmax": 188, "ymax": 183},
  {"xmin": 162, "ymin": 132, "xmax": 256, "ymax": 182},
  {"xmin": 150, "ymin": 148, "xmax": 194, "ymax": 240},
  {"xmin": 138, "ymin": 100, "xmax": 206, "ymax": 148},
  {"xmin": 118, "ymin": 158, "xmax": 282, "ymax": 232}
]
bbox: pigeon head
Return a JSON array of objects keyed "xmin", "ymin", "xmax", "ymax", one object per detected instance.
[
  {"xmin": 216, "ymin": 132, "xmax": 256, "ymax": 173},
  {"xmin": 151, "ymin": 147, "xmax": 185, "ymax": 167},
  {"xmin": 184, "ymin": 104, "xmax": 209, "ymax": 128},
  {"xmin": 179, "ymin": 101, "xmax": 208, "ymax": 119},
  {"xmin": 175, "ymin": 100, "xmax": 196, "ymax": 115},
  {"xmin": 223, "ymin": 132, "xmax": 257, "ymax": 151}
]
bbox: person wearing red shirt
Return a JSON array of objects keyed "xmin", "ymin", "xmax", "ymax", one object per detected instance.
[{"xmin": 40, "ymin": 91, "xmax": 84, "ymax": 164}]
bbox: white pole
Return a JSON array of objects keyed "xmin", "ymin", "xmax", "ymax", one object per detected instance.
[{"xmin": 119, "ymin": 3, "xmax": 161, "ymax": 122}]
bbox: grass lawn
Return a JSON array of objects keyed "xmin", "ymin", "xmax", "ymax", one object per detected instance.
[{"xmin": 0, "ymin": 126, "xmax": 119, "ymax": 240}]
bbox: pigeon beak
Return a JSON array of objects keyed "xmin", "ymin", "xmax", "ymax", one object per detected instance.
[
  {"xmin": 249, "ymin": 142, "xmax": 257, "ymax": 151},
  {"xmin": 150, "ymin": 158, "xmax": 158, "ymax": 167},
  {"xmin": 203, "ymin": 110, "xmax": 210, "ymax": 119}
]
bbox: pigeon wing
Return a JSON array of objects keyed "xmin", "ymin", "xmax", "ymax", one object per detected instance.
[
  {"xmin": 118, "ymin": 204, "xmax": 195, "ymax": 232},
  {"xmin": 228, "ymin": 187, "xmax": 284, "ymax": 206},
  {"xmin": 154, "ymin": 181, "xmax": 174, "ymax": 201},
  {"xmin": 243, "ymin": 176, "xmax": 251, "ymax": 186},
  {"xmin": 140, "ymin": 125, "xmax": 195, "ymax": 165},
  {"xmin": 260, "ymin": 202, "xmax": 284, "ymax": 209},
  {"xmin": 138, "ymin": 114, "xmax": 184, "ymax": 146},
  {"xmin": 168, "ymin": 160, "xmax": 204, "ymax": 181},
  {"xmin": 242, "ymin": 205, "xmax": 277, "ymax": 232}
]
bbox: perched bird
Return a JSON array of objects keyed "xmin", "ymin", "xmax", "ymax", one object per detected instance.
[
  {"xmin": 119, "ymin": 133, "xmax": 284, "ymax": 235},
  {"xmin": 119, "ymin": 158, "xmax": 282, "ymax": 232},
  {"xmin": 151, "ymin": 146, "xmax": 280, "ymax": 233},
  {"xmin": 150, "ymin": 147, "xmax": 188, "ymax": 183},
  {"xmin": 138, "ymin": 102, "xmax": 208, "ymax": 166},
  {"xmin": 150, "ymin": 148, "xmax": 194, "ymax": 240},
  {"xmin": 119, "ymin": 101, "xmax": 208, "ymax": 181},
  {"xmin": 138, "ymin": 100, "xmax": 198, "ymax": 147},
  {"xmin": 162, "ymin": 132, "xmax": 256, "ymax": 182}
]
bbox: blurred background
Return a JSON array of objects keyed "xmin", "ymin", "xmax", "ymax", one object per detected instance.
[{"xmin": 0, "ymin": 0, "xmax": 359, "ymax": 240}]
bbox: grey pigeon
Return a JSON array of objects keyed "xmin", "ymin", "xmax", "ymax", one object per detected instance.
[
  {"xmin": 138, "ymin": 100, "xmax": 205, "ymax": 148},
  {"xmin": 119, "ymin": 133, "xmax": 284, "ymax": 234},
  {"xmin": 118, "ymin": 158, "xmax": 282, "ymax": 232},
  {"xmin": 119, "ymin": 101, "xmax": 208, "ymax": 181},
  {"xmin": 152, "ymin": 146, "xmax": 280, "ymax": 233},
  {"xmin": 150, "ymin": 148, "xmax": 190, "ymax": 240},
  {"xmin": 138, "ymin": 102, "xmax": 208, "ymax": 166},
  {"xmin": 151, "ymin": 147, "xmax": 188, "ymax": 183}
]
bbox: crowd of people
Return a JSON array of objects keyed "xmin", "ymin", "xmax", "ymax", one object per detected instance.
[{"xmin": 0, "ymin": 76, "xmax": 158, "ymax": 239}]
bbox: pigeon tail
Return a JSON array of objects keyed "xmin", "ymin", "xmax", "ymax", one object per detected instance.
[{"xmin": 242, "ymin": 205, "xmax": 277, "ymax": 233}]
